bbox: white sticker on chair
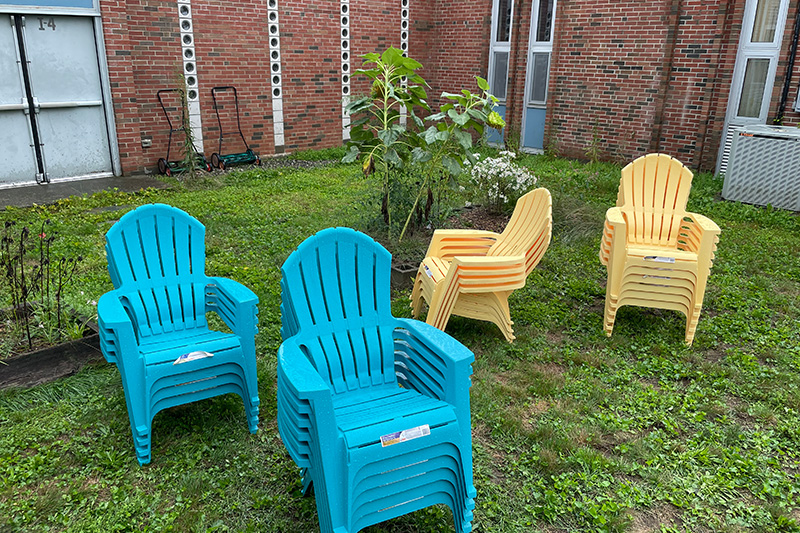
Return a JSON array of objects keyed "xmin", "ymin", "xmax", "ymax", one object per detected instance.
[
  {"xmin": 644, "ymin": 256, "xmax": 676, "ymax": 263},
  {"xmin": 174, "ymin": 350, "xmax": 214, "ymax": 365},
  {"xmin": 381, "ymin": 424, "xmax": 430, "ymax": 447},
  {"xmin": 423, "ymin": 264, "xmax": 433, "ymax": 278}
]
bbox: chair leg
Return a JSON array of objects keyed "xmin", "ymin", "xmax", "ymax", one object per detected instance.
[
  {"xmin": 132, "ymin": 423, "xmax": 152, "ymax": 466},
  {"xmin": 488, "ymin": 292, "xmax": 514, "ymax": 342},
  {"xmin": 685, "ymin": 305, "xmax": 701, "ymax": 346},
  {"xmin": 120, "ymin": 379, "xmax": 153, "ymax": 465},
  {"xmin": 245, "ymin": 396, "xmax": 259, "ymax": 434},
  {"xmin": 603, "ymin": 294, "xmax": 617, "ymax": 337}
]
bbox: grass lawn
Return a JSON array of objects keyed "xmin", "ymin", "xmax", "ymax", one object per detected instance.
[{"xmin": 1, "ymin": 150, "xmax": 799, "ymax": 532}]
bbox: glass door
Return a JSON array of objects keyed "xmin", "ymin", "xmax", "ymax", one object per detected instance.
[
  {"xmin": 716, "ymin": 0, "xmax": 789, "ymax": 173},
  {"xmin": 521, "ymin": 0, "xmax": 555, "ymax": 152},
  {"xmin": 486, "ymin": 0, "xmax": 513, "ymax": 145}
]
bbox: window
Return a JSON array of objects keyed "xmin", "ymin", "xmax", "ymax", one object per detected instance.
[
  {"xmin": 751, "ymin": 0, "xmax": 781, "ymax": 42},
  {"xmin": 737, "ymin": 58, "xmax": 770, "ymax": 117},
  {"xmin": 535, "ymin": 0, "xmax": 554, "ymax": 42},
  {"xmin": 488, "ymin": 0, "xmax": 514, "ymax": 102},
  {"xmin": 528, "ymin": 53, "xmax": 549, "ymax": 105}
]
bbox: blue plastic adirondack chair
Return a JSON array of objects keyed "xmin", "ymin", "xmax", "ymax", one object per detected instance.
[
  {"xmin": 278, "ymin": 227, "xmax": 476, "ymax": 533},
  {"xmin": 98, "ymin": 203, "xmax": 260, "ymax": 465}
]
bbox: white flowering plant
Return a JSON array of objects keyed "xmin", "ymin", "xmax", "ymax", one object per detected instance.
[{"xmin": 466, "ymin": 151, "xmax": 537, "ymax": 214}]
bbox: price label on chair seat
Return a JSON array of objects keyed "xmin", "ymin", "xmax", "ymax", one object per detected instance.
[
  {"xmin": 173, "ymin": 350, "xmax": 214, "ymax": 365},
  {"xmin": 380, "ymin": 424, "xmax": 431, "ymax": 447},
  {"xmin": 644, "ymin": 256, "xmax": 676, "ymax": 263}
]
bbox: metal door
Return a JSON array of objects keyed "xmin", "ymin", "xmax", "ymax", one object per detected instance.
[
  {"xmin": 521, "ymin": 0, "xmax": 556, "ymax": 152},
  {"xmin": 0, "ymin": 14, "xmax": 112, "ymax": 186},
  {"xmin": 0, "ymin": 16, "xmax": 39, "ymax": 186}
]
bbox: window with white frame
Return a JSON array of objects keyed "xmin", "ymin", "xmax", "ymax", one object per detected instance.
[{"xmin": 489, "ymin": 0, "xmax": 514, "ymax": 101}]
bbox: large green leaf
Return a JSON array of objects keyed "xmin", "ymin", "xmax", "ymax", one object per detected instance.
[
  {"xmin": 452, "ymin": 129, "xmax": 473, "ymax": 151},
  {"xmin": 382, "ymin": 47, "xmax": 404, "ymax": 66},
  {"xmin": 385, "ymin": 147, "xmax": 402, "ymax": 167},
  {"xmin": 377, "ymin": 128, "xmax": 400, "ymax": 146},
  {"xmin": 448, "ymin": 109, "xmax": 470, "ymax": 126},
  {"xmin": 423, "ymin": 126, "xmax": 439, "ymax": 144},
  {"xmin": 342, "ymin": 145, "xmax": 360, "ymax": 163},
  {"xmin": 411, "ymin": 147, "xmax": 432, "ymax": 163},
  {"xmin": 476, "ymin": 76, "xmax": 489, "ymax": 92},
  {"xmin": 442, "ymin": 155, "xmax": 462, "ymax": 176}
]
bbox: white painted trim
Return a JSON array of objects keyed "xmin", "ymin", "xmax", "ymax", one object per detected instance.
[
  {"xmin": 488, "ymin": 0, "xmax": 514, "ymax": 102},
  {"xmin": 716, "ymin": 0, "xmax": 790, "ymax": 173},
  {"xmin": 268, "ymin": 0, "xmax": 284, "ymax": 150},
  {"xmin": 341, "ymin": 0, "xmax": 351, "ymax": 140},
  {"xmin": 93, "ymin": 16, "xmax": 121, "ymax": 176}
]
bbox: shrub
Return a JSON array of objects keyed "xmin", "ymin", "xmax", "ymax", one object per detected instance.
[{"xmin": 466, "ymin": 150, "xmax": 537, "ymax": 214}]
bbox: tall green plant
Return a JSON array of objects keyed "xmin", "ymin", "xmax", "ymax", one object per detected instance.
[
  {"xmin": 343, "ymin": 47, "xmax": 506, "ymax": 241},
  {"xmin": 399, "ymin": 77, "xmax": 505, "ymax": 240},
  {"xmin": 343, "ymin": 48, "xmax": 429, "ymax": 235}
]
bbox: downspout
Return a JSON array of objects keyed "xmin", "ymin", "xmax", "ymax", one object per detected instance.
[
  {"xmin": 651, "ymin": 0, "xmax": 682, "ymax": 154},
  {"xmin": 774, "ymin": 4, "xmax": 800, "ymax": 124}
]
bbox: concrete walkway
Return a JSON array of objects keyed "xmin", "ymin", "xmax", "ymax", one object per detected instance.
[{"xmin": 0, "ymin": 175, "xmax": 170, "ymax": 210}]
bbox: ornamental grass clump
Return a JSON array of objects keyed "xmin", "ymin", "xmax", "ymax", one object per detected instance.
[{"xmin": 467, "ymin": 150, "xmax": 537, "ymax": 214}]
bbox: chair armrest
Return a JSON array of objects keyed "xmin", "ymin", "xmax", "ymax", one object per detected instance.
[
  {"xmin": 426, "ymin": 229, "xmax": 500, "ymax": 260},
  {"xmin": 679, "ymin": 212, "xmax": 720, "ymax": 261},
  {"xmin": 205, "ymin": 277, "xmax": 259, "ymax": 338},
  {"xmin": 393, "ymin": 318, "xmax": 474, "ymax": 408},
  {"xmin": 277, "ymin": 338, "xmax": 335, "ymax": 469},
  {"xmin": 97, "ymin": 290, "xmax": 138, "ymax": 365},
  {"xmin": 599, "ymin": 207, "xmax": 627, "ymax": 266}
]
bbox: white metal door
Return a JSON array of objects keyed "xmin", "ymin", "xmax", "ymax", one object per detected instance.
[
  {"xmin": 521, "ymin": 0, "xmax": 556, "ymax": 152},
  {"xmin": 0, "ymin": 14, "xmax": 112, "ymax": 186},
  {"xmin": 0, "ymin": 16, "xmax": 39, "ymax": 185},
  {"xmin": 716, "ymin": 0, "xmax": 790, "ymax": 174}
]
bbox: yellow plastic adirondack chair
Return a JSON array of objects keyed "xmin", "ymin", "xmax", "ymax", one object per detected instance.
[
  {"xmin": 411, "ymin": 188, "xmax": 552, "ymax": 342},
  {"xmin": 599, "ymin": 153, "xmax": 720, "ymax": 345}
]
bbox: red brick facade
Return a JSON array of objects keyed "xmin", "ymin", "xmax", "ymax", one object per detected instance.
[{"xmin": 98, "ymin": 0, "xmax": 800, "ymax": 174}]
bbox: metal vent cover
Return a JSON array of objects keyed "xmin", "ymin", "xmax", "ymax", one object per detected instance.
[{"xmin": 721, "ymin": 125, "xmax": 800, "ymax": 211}]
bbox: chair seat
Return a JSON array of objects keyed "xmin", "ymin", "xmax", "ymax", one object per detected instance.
[
  {"xmin": 139, "ymin": 329, "xmax": 242, "ymax": 366},
  {"xmin": 625, "ymin": 244, "xmax": 698, "ymax": 263},
  {"xmin": 335, "ymin": 386, "xmax": 457, "ymax": 449}
]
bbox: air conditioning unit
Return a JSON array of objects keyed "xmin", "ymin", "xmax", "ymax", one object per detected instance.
[{"xmin": 722, "ymin": 124, "xmax": 800, "ymax": 211}]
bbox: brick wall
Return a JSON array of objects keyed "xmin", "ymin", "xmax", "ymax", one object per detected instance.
[
  {"xmin": 98, "ymin": 0, "xmax": 800, "ymax": 175},
  {"xmin": 192, "ymin": 0, "xmax": 272, "ymax": 159},
  {"xmin": 547, "ymin": 0, "xmax": 674, "ymax": 163},
  {"xmin": 422, "ymin": 0, "xmax": 493, "ymax": 112}
]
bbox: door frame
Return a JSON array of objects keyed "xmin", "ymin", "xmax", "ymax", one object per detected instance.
[
  {"xmin": 0, "ymin": 12, "xmax": 119, "ymax": 188},
  {"xmin": 716, "ymin": 0, "xmax": 790, "ymax": 174},
  {"xmin": 520, "ymin": 0, "xmax": 557, "ymax": 153}
]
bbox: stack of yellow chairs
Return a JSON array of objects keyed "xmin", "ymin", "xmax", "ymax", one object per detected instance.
[
  {"xmin": 599, "ymin": 153, "xmax": 720, "ymax": 345},
  {"xmin": 411, "ymin": 188, "xmax": 552, "ymax": 342}
]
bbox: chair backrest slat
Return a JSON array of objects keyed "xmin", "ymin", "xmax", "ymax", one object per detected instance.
[
  {"xmin": 105, "ymin": 204, "xmax": 208, "ymax": 338},
  {"xmin": 488, "ymin": 188, "xmax": 552, "ymax": 276},
  {"xmin": 619, "ymin": 154, "xmax": 692, "ymax": 247},
  {"xmin": 281, "ymin": 228, "xmax": 396, "ymax": 393}
]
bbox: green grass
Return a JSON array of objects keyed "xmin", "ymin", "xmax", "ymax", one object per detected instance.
[{"xmin": 1, "ymin": 154, "xmax": 799, "ymax": 532}]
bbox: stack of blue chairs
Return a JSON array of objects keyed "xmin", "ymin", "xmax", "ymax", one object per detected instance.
[
  {"xmin": 278, "ymin": 227, "xmax": 476, "ymax": 533},
  {"xmin": 98, "ymin": 203, "xmax": 260, "ymax": 465}
]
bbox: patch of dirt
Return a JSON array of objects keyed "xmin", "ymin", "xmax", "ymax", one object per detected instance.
[
  {"xmin": 545, "ymin": 330, "xmax": 566, "ymax": 346},
  {"xmin": 448, "ymin": 205, "xmax": 510, "ymax": 233},
  {"xmin": 627, "ymin": 504, "xmax": 683, "ymax": 533},
  {"xmin": 471, "ymin": 422, "xmax": 512, "ymax": 485}
]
